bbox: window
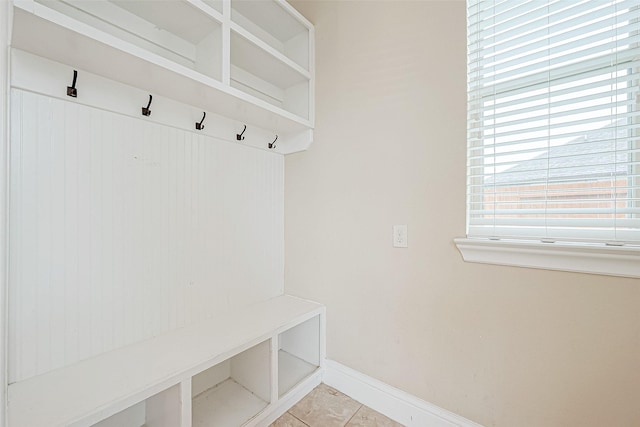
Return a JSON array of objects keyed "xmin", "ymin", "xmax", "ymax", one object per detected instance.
[{"xmin": 460, "ymin": 0, "xmax": 640, "ymax": 276}]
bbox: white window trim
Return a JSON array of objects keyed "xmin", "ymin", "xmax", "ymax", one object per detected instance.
[{"xmin": 454, "ymin": 238, "xmax": 640, "ymax": 279}]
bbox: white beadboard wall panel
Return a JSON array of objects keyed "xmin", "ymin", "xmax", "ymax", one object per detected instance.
[{"xmin": 8, "ymin": 89, "xmax": 284, "ymax": 383}]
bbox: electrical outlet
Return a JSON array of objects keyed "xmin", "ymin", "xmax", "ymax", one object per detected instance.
[{"xmin": 393, "ymin": 225, "xmax": 408, "ymax": 248}]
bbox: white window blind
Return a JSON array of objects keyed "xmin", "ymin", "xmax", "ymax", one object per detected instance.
[{"xmin": 467, "ymin": 0, "xmax": 640, "ymax": 244}]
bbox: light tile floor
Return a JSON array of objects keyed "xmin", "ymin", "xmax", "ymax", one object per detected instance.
[{"xmin": 270, "ymin": 384, "xmax": 404, "ymax": 427}]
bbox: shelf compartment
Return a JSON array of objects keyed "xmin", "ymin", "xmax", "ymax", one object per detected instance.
[
  {"xmin": 192, "ymin": 339, "xmax": 271, "ymax": 427},
  {"xmin": 231, "ymin": 29, "xmax": 310, "ymax": 119},
  {"xmin": 278, "ymin": 315, "xmax": 321, "ymax": 398},
  {"xmin": 33, "ymin": 0, "xmax": 223, "ymax": 80},
  {"xmin": 231, "ymin": 0, "xmax": 310, "ymax": 71},
  {"xmin": 92, "ymin": 383, "xmax": 184, "ymax": 427}
]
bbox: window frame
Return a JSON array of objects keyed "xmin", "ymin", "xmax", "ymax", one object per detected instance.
[
  {"xmin": 455, "ymin": 237, "xmax": 640, "ymax": 278},
  {"xmin": 458, "ymin": 0, "xmax": 640, "ymax": 277}
]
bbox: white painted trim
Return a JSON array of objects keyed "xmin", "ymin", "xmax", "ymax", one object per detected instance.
[
  {"xmin": 323, "ymin": 360, "xmax": 484, "ymax": 427},
  {"xmin": 184, "ymin": 0, "xmax": 224, "ymax": 24},
  {"xmin": 454, "ymin": 238, "xmax": 640, "ymax": 278},
  {"xmin": 275, "ymin": 0, "xmax": 314, "ymax": 30},
  {"xmin": 253, "ymin": 369, "xmax": 322, "ymax": 427},
  {"xmin": 179, "ymin": 379, "xmax": 191, "ymax": 427},
  {"xmin": 0, "ymin": 2, "xmax": 10, "ymax": 426},
  {"xmin": 10, "ymin": 49, "xmax": 311, "ymax": 155}
]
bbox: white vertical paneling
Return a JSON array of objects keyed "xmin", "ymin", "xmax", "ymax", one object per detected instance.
[
  {"xmin": 100, "ymin": 111, "xmax": 115, "ymax": 353},
  {"xmin": 8, "ymin": 89, "xmax": 284, "ymax": 383},
  {"xmin": 1, "ymin": 7, "xmax": 10, "ymax": 426},
  {"xmin": 89, "ymin": 106, "xmax": 103, "ymax": 358},
  {"xmin": 19, "ymin": 91, "xmax": 38, "ymax": 381},
  {"xmin": 111, "ymin": 113, "xmax": 125, "ymax": 351},
  {"xmin": 166, "ymin": 126, "xmax": 178, "ymax": 332},
  {"xmin": 8, "ymin": 90, "xmax": 22, "ymax": 384},
  {"xmin": 35, "ymin": 94, "xmax": 53, "ymax": 376},
  {"xmin": 76, "ymin": 102, "xmax": 92, "ymax": 363},
  {"xmin": 160, "ymin": 126, "xmax": 172, "ymax": 335},
  {"xmin": 63, "ymin": 100, "xmax": 79, "ymax": 369},
  {"xmin": 49, "ymin": 99, "xmax": 66, "ymax": 371}
]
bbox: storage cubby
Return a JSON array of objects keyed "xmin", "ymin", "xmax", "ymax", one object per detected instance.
[
  {"xmin": 278, "ymin": 315, "xmax": 321, "ymax": 397},
  {"xmin": 36, "ymin": 0, "xmax": 224, "ymax": 80},
  {"xmin": 7, "ymin": 295, "xmax": 323, "ymax": 427},
  {"xmin": 192, "ymin": 340, "xmax": 272, "ymax": 427},
  {"xmin": 231, "ymin": 29, "xmax": 310, "ymax": 119},
  {"xmin": 92, "ymin": 383, "xmax": 184, "ymax": 427},
  {"xmin": 231, "ymin": 0, "xmax": 310, "ymax": 71}
]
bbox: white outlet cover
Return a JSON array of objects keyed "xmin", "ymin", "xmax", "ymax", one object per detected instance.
[{"xmin": 393, "ymin": 225, "xmax": 408, "ymax": 248}]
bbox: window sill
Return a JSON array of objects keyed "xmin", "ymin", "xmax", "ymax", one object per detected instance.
[{"xmin": 454, "ymin": 238, "xmax": 640, "ymax": 279}]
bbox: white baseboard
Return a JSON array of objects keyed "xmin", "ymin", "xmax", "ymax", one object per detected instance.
[{"xmin": 323, "ymin": 360, "xmax": 484, "ymax": 427}]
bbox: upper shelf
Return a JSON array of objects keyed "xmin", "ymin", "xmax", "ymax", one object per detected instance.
[
  {"xmin": 231, "ymin": 0, "xmax": 310, "ymax": 71},
  {"xmin": 33, "ymin": 0, "xmax": 224, "ymax": 80},
  {"xmin": 10, "ymin": 0, "xmax": 314, "ymax": 137},
  {"xmin": 230, "ymin": 27, "xmax": 310, "ymax": 120}
]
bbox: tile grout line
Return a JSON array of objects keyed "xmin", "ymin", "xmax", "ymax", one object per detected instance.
[
  {"xmin": 287, "ymin": 410, "xmax": 311, "ymax": 427},
  {"xmin": 342, "ymin": 403, "xmax": 364, "ymax": 427}
]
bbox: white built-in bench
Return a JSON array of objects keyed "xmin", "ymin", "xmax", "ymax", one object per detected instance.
[{"xmin": 8, "ymin": 295, "xmax": 325, "ymax": 427}]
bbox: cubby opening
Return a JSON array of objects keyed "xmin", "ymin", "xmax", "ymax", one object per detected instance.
[
  {"xmin": 231, "ymin": 0, "xmax": 309, "ymax": 70},
  {"xmin": 278, "ymin": 315, "xmax": 321, "ymax": 398},
  {"xmin": 36, "ymin": 0, "xmax": 223, "ymax": 80},
  {"xmin": 91, "ymin": 383, "xmax": 183, "ymax": 427},
  {"xmin": 230, "ymin": 30, "xmax": 309, "ymax": 119},
  {"xmin": 192, "ymin": 340, "xmax": 271, "ymax": 427}
]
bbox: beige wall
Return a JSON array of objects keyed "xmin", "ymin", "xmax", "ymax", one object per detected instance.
[{"xmin": 284, "ymin": 1, "xmax": 640, "ymax": 426}]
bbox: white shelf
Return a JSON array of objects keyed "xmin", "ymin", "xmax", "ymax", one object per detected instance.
[
  {"xmin": 231, "ymin": 0, "xmax": 310, "ymax": 70},
  {"xmin": 7, "ymin": 295, "xmax": 324, "ymax": 427},
  {"xmin": 278, "ymin": 350, "xmax": 318, "ymax": 398},
  {"xmin": 193, "ymin": 379, "xmax": 268, "ymax": 427},
  {"xmin": 192, "ymin": 0, "xmax": 223, "ymax": 16},
  {"xmin": 230, "ymin": 27, "xmax": 310, "ymax": 120},
  {"xmin": 10, "ymin": 0, "xmax": 314, "ymax": 137},
  {"xmin": 35, "ymin": 0, "xmax": 224, "ymax": 79},
  {"xmin": 231, "ymin": 23, "xmax": 310, "ymax": 83}
]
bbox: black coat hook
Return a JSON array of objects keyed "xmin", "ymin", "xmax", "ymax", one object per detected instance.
[
  {"xmin": 268, "ymin": 135, "xmax": 278, "ymax": 149},
  {"xmin": 67, "ymin": 70, "xmax": 78, "ymax": 98},
  {"xmin": 237, "ymin": 124, "xmax": 247, "ymax": 141},
  {"xmin": 142, "ymin": 95, "xmax": 152, "ymax": 116},
  {"xmin": 196, "ymin": 112, "xmax": 206, "ymax": 130}
]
